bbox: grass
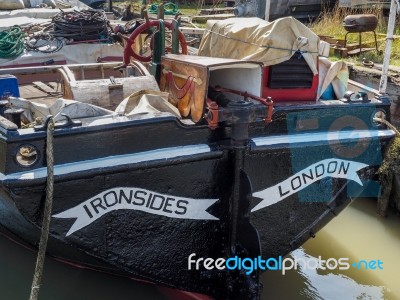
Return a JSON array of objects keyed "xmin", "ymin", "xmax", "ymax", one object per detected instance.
[{"xmin": 308, "ymin": 4, "xmax": 400, "ymax": 66}]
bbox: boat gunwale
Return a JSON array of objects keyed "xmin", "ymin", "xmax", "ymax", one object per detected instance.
[
  {"xmin": 0, "ymin": 148, "xmax": 224, "ymax": 188},
  {"xmin": 0, "ymin": 113, "xmax": 208, "ymax": 141}
]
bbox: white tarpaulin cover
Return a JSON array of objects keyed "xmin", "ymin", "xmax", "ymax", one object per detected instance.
[
  {"xmin": 318, "ymin": 57, "xmax": 349, "ymax": 100},
  {"xmin": 0, "ymin": 0, "xmax": 25, "ymax": 10},
  {"xmin": 11, "ymin": 90, "xmax": 180, "ymax": 124},
  {"xmin": 115, "ymin": 90, "xmax": 181, "ymax": 118},
  {"xmin": 10, "ymin": 97, "xmax": 113, "ymax": 123},
  {"xmin": 198, "ymin": 17, "xmax": 320, "ymax": 75}
]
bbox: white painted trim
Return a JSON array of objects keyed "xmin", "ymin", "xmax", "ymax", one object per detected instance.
[
  {"xmin": 0, "ymin": 144, "xmax": 211, "ymax": 181},
  {"xmin": 252, "ymin": 129, "xmax": 395, "ymax": 147},
  {"xmin": 1, "ymin": 129, "xmax": 393, "ymax": 182}
]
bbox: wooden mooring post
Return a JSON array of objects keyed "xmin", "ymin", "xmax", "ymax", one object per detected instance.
[{"xmin": 379, "ymin": 0, "xmax": 399, "ymax": 94}]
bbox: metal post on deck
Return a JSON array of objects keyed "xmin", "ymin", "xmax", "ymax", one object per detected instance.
[
  {"xmin": 140, "ymin": 0, "xmax": 147, "ymax": 18},
  {"xmin": 171, "ymin": 18, "xmax": 180, "ymax": 54},
  {"xmin": 379, "ymin": 0, "xmax": 399, "ymax": 94},
  {"xmin": 265, "ymin": 0, "xmax": 271, "ymax": 21}
]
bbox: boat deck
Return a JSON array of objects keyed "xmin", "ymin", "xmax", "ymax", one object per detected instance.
[
  {"xmin": 19, "ymin": 82, "xmax": 62, "ymax": 103},
  {"xmin": 1, "ymin": 62, "xmax": 130, "ymax": 105}
]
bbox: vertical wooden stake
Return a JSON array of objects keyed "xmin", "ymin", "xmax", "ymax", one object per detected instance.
[{"xmin": 379, "ymin": 0, "xmax": 398, "ymax": 94}]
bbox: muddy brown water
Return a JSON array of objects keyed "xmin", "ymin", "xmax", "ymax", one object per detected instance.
[{"xmin": 0, "ymin": 197, "xmax": 398, "ymax": 300}]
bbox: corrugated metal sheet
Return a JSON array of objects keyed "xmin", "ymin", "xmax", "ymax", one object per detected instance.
[
  {"xmin": 234, "ymin": 0, "xmax": 336, "ymax": 20},
  {"xmin": 339, "ymin": 0, "xmax": 391, "ymax": 9}
]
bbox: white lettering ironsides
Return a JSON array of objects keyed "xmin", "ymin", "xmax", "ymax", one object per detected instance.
[{"xmin": 53, "ymin": 188, "xmax": 218, "ymax": 236}]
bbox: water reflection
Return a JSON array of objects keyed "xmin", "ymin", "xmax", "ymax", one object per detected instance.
[
  {"xmin": 0, "ymin": 197, "xmax": 399, "ymax": 300},
  {"xmin": 293, "ymin": 248, "xmax": 384, "ymax": 299},
  {"xmin": 0, "ymin": 233, "xmax": 167, "ymax": 300},
  {"xmin": 262, "ymin": 198, "xmax": 400, "ymax": 300}
]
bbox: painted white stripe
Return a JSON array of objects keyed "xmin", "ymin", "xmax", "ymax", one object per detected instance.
[
  {"xmin": 0, "ymin": 144, "xmax": 211, "ymax": 181},
  {"xmin": 252, "ymin": 129, "xmax": 395, "ymax": 147},
  {"xmin": 1, "ymin": 129, "xmax": 393, "ymax": 182}
]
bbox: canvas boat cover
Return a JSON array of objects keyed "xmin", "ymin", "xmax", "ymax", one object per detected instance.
[
  {"xmin": 198, "ymin": 17, "xmax": 319, "ymax": 75},
  {"xmin": 115, "ymin": 90, "xmax": 181, "ymax": 118},
  {"xmin": 10, "ymin": 90, "xmax": 180, "ymax": 125},
  {"xmin": 10, "ymin": 97, "xmax": 113, "ymax": 123},
  {"xmin": 0, "ymin": 0, "xmax": 25, "ymax": 10},
  {"xmin": 318, "ymin": 57, "xmax": 348, "ymax": 100}
]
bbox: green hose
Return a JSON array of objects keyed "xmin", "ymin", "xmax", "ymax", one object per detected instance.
[
  {"xmin": 148, "ymin": 2, "xmax": 180, "ymax": 15},
  {"xmin": 0, "ymin": 26, "xmax": 25, "ymax": 59}
]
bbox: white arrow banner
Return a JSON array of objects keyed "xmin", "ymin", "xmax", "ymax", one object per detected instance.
[
  {"xmin": 251, "ymin": 159, "xmax": 368, "ymax": 212},
  {"xmin": 53, "ymin": 187, "xmax": 218, "ymax": 236}
]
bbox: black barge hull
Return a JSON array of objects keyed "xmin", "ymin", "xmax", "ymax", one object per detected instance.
[{"xmin": 0, "ymin": 101, "xmax": 394, "ymax": 299}]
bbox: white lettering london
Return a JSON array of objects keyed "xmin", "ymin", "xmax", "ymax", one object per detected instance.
[{"xmin": 251, "ymin": 158, "xmax": 368, "ymax": 212}]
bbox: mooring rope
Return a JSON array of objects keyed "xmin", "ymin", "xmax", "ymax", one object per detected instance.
[
  {"xmin": 0, "ymin": 26, "xmax": 25, "ymax": 59},
  {"xmin": 29, "ymin": 117, "xmax": 55, "ymax": 300},
  {"xmin": 374, "ymin": 117, "xmax": 400, "ymax": 137}
]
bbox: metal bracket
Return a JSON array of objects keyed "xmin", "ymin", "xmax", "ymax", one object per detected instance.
[
  {"xmin": 340, "ymin": 91, "xmax": 370, "ymax": 103},
  {"xmin": 205, "ymin": 87, "xmax": 274, "ymax": 132},
  {"xmin": 34, "ymin": 114, "xmax": 82, "ymax": 131}
]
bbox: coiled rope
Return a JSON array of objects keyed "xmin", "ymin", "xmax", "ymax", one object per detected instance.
[
  {"xmin": 25, "ymin": 32, "xmax": 64, "ymax": 54},
  {"xmin": 0, "ymin": 26, "xmax": 25, "ymax": 59},
  {"xmin": 29, "ymin": 117, "xmax": 55, "ymax": 300},
  {"xmin": 52, "ymin": 9, "xmax": 112, "ymax": 41}
]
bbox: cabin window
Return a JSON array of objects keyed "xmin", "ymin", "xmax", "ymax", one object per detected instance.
[{"xmin": 15, "ymin": 145, "xmax": 39, "ymax": 167}]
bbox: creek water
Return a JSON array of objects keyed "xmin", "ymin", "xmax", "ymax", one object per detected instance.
[{"xmin": 0, "ymin": 197, "xmax": 398, "ymax": 300}]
